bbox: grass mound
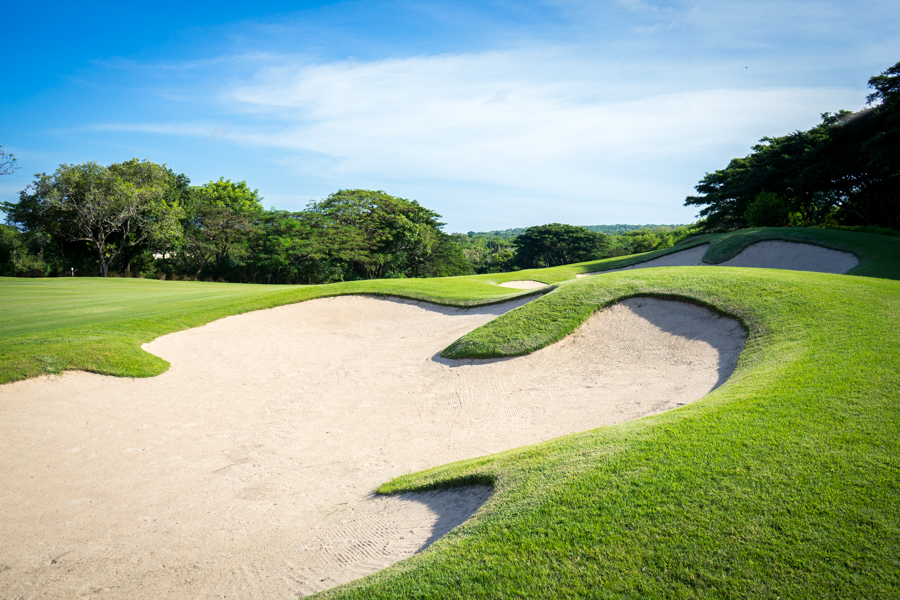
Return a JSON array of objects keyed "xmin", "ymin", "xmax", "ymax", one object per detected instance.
[
  {"xmin": 701, "ymin": 227, "xmax": 900, "ymax": 279},
  {"xmin": 547, "ymin": 226, "xmax": 900, "ymax": 280}
]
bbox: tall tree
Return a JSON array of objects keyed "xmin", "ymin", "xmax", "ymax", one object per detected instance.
[
  {"xmin": 8, "ymin": 160, "xmax": 182, "ymax": 276},
  {"xmin": 169, "ymin": 178, "xmax": 263, "ymax": 278},
  {"xmin": 245, "ymin": 210, "xmax": 363, "ymax": 284},
  {"xmin": 309, "ymin": 189, "xmax": 449, "ymax": 279},
  {"xmin": 513, "ymin": 223, "xmax": 609, "ymax": 268},
  {"xmin": 685, "ymin": 61, "xmax": 900, "ymax": 231}
]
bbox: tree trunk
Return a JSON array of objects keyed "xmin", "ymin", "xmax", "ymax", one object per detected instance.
[
  {"xmin": 57, "ymin": 241, "xmax": 67, "ymax": 277},
  {"xmin": 97, "ymin": 249, "xmax": 109, "ymax": 277}
]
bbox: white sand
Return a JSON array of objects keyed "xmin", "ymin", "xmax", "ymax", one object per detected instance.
[
  {"xmin": 717, "ymin": 240, "xmax": 859, "ymax": 272},
  {"xmin": 0, "ymin": 295, "xmax": 745, "ymax": 599},
  {"xmin": 496, "ymin": 280, "xmax": 548, "ymax": 289},
  {"xmin": 576, "ymin": 241, "xmax": 858, "ymax": 277}
]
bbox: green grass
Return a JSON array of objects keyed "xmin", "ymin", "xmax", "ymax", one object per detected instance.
[
  {"xmin": 442, "ymin": 227, "xmax": 900, "ymax": 360},
  {"xmin": 532, "ymin": 235, "xmax": 716, "ymax": 279},
  {"xmin": 2, "ymin": 227, "xmax": 899, "ymax": 598}
]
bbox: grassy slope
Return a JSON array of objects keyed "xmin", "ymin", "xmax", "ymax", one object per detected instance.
[
  {"xmin": 322, "ymin": 267, "xmax": 900, "ymax": 599},
  {"xmin": 470, "ymin": 236, "xmax": 718, "ymax": 284},
  {"xmin": 514, "ymin": 227, "xmax": 900, "ymax": 284},
  {"xmin": 444, "ymin": 227, "xmax": 900, "ymax": 359}
]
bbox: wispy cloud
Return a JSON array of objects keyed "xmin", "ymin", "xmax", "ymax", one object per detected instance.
[
  {"xmin": 18, "ymin": 0, "xmax": 895, "ymax": 228},
  {"xmin": 101, "ymin": 49, "xmax": 861, "ymax": 204}
]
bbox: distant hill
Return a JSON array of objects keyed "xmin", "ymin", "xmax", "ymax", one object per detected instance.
[{"xmin": 462, "ymin": 224, "xmax": 689, "ymax": 239}]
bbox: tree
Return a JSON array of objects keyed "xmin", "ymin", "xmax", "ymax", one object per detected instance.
[
  {"xmin": 685, "ymin": 61, "xmax": 900, "ymax": 231},
  {"xmin": 168, "ymin": 178, "xmax": 263, "ymax": 278},
  {"xmin": 0, "ymin": 225, "xmax": 52, "ymax": 277},
  {"xmin": 309, "ymin": 189, "xmax": 450, "ymax": 279},
  {"xmin": 513, "ymin": 223, "xmax": 609, "ymax": 268},
  {"xmin": 243, "ymin": 210, "xmax": 362, "ymax": 284},
  {"xmin": 0, "ymin": 146, "xmax": 18, "ymax": 176},
  {"xmin": 745, "ymin": 192, "xmax": 790, "ymax": 228},
  {"xmin": 9, "ymin": 160, "xmax": 182, "ymax": 276},
  {"xmin": 451, "ymin": 233, "xmax": 515, "ymax": 274},
  {"xmin": 420, "ymin": 233, "xmax": 474, "ymax": 277}
]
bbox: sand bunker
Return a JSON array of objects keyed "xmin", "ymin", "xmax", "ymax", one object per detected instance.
[
  {"xmin": 496, "ymin": 280, "xmax": 548, "ymax": 289},
  {"xmin": 576, "ymin": 240, "xmax": 858, "ymax": 277},
  {"xmin": 0, "ymin": 295, "xmax": 745, "ymax": 599}
]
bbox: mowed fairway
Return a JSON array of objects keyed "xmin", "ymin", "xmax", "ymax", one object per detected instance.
[{"xmin": 0, "ymin": 228, "xmax": 899, "ymax": 598}]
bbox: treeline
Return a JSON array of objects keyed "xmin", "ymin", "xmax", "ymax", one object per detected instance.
[
  {"xmin": 0, "ymin": 163, "xmax": 471, "ymax": 282},
  {"xmin": 686, "ymin": 61, "xmax": 900, "ymax": 231},
  {"xmin": 464, "ymin": 223, "xmax": 685, "ymax": 239},
  {"xmin": 1, "ymin": 156, "xmax": 705, "ymax": 280},
  {"xmin": 453, "ymin": 223, "xmax": 701, "ymax": 273}
]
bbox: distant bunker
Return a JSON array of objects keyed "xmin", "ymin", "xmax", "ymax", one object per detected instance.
[
  {"xmin": 576, "ymin": 241, "xmax": 858, "ymax": 277},
  {"xmin": 497, "ymin": 280, "xmax": 548, "ymax": 289}
]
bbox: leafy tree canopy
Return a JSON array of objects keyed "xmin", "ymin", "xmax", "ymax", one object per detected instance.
[
  {"xmin": 193, "ymin": 178, "xmax": 263, "ymax": 213},
  {"xmin": 4, "ymin": 159, "xmax": 183, "ymax": 277},
  {"xmin": 309, "ymin": 189, "xmax": 451, "ymax": 279},
  {"xmin": 513, "ymin": 223, "xmax": 609, "ymax": 268},
  {"xmin": 685, "ymin": 61, "xmax": 900, "ymax": 231}
]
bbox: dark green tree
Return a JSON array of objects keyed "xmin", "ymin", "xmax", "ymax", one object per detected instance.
[
  {"xmin": 451, "ymin": 233, "xmax": 515, "ymax": 274},
  {"xmin": 309, "ymin": 189, "xmax": 463, "ymax": 279},
  {"xmin": 0, "ymin": 225, "xmax": 52, "ymax": 276},
  {"xmin": 419, "ymin": 233, "xmax": 474, "ymax": 277},
  {"xmin": 513, "ymin": 223, "xmax": 609, "ymax": 268},
  {"xmin": 243, "ymin": 210, "xmax": 363, "ymax": 284},
  {"xmin": 168, "ymin": 178, "xmax": 264, "ymax": 279},
  {"xmin": 685, "ymin": 61, "xmax": 900, "ymax": 231},
  {"xmin": 5, "ymin": 159, "xmax": 183, "ymax": 276},
  {"xmin": 745, "ymin": 191, "xmax": 791, "ymax": 228}
]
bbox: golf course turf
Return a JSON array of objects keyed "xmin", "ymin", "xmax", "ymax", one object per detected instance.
[{"xmin": 1, "ymin": 227, "xmax": 898, "ymax": 598}]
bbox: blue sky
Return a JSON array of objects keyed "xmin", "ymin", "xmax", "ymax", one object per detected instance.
[{"xmin": 2, "ymin": 1, "xmax": 898, "ymax": 231}]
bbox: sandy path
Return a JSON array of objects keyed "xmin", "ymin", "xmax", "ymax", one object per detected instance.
[
  {"xmin": 0, "ymin": 295, "xmax": 745, "ymax": 599},
  {"xmin": 576, "ymin": 240, "xmax": 858, "ymax": 277}
]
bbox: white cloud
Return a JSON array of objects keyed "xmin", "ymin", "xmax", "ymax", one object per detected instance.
[
  {"xmin": 213, "ymin": 50, "xmax": 859, "ymax": 197},
  {"xmin": 87, "ymin": 44, "xmax": 866, "ymax": 227}
]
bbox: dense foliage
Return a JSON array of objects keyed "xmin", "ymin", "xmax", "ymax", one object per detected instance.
[
  {"xmin": 4, "ymin": 165, "xmax": 701, "ymax": 279},
  {"xmin": 3, "ymin": 160, "xmax": 186, "ymax": 277},
  {"xmin": 2, "ymin": 174, "xmax": 472, "ymax": 282},
  {"xmin": 0, "ymin": 225, "xmax": 53, "ymax": 277},
  {"xmin": 685, "ymin": 61, "xmax": 900, "ymax": 231},
  {"xmin": 454, "ymin": 224, "xmax": 702, "ymax": 274},
  {"xmin": 465, "ymin": 224, "xmax": 685, "ymax": 239},
  {"xmin": 512, "ymin": 223, "xmax": 609, "ymax": 268}
]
